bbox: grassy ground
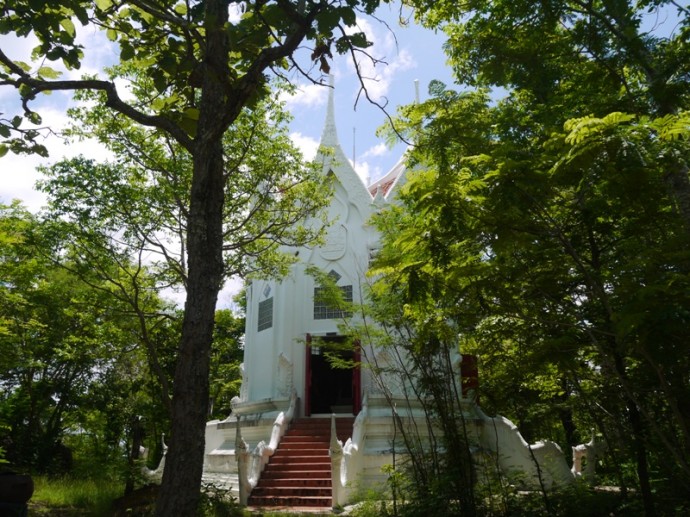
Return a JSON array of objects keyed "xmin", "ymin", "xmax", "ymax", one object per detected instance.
[
  {"xmin": 28, "ymin": 476, "xmax": 336, "ymax": 516},
  {"xmin": 30, "ymin": 475, "xmax": 125, "ymax": 516}
]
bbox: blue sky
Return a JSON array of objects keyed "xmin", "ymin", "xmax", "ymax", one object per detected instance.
[
  {"xmin": 0, "ymin": 3, "xmax": 454, "ymax": 212},
  {"xmin": 281, "ymin": 4, "xmax": 454, "ymax": 184}
]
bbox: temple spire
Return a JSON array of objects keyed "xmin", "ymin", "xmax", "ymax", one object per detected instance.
[{"xmin": 320, "ymin": 74, "xmax": 340, "ymax": 149}]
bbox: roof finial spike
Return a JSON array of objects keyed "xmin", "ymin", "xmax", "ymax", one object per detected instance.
[{"xmin": 320, "ymin": 73, "xmax": 339, "ymax": 147}]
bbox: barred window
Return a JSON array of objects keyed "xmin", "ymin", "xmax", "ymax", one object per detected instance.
[
  {"xmin": 258, "ymin": 297, "xmax": 273, "ymax": 331},
  {"xmin": 314, "ymin": 285, "xmax": 353, "ymax": 320}
]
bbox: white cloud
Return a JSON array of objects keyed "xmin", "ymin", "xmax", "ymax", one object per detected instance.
[
  {"xmin": 161, "ymin": 274, "xmax": 244, "ymax": 310},
  {"xmin": 279, "ymin": 82, "xmax": 329, "ymax": 111},
  {"xmin": 1, "ymin": 26, "xmax": 132, "ymax": 212},
  {"xmin": 74, "ymin": 26, "xmax": 119, "ymax": 78},
  {"xmin": 0, "ymin": 154, "xmax": 48, "ymax": 212},
  {"xmin": 351, "ymin": 159, "xmax": 370, "ymax": 185},
  {"xmin": 0, "ymin": 106, "xmax": 112, "ymax": 213},
  {"xmin": 290, "ymin": 131, "xmax": 320, "ymax": 161},
  {"xmin": 218, "ymin": 276, "xmax": 245, "ymax": 310},
  {"xmin": 350, "ymin": 158, "xmax": 384, "ymax": 187},
  {"xmin": 362, "ymin": 142, "xmax": 388, "ymax": 158}
]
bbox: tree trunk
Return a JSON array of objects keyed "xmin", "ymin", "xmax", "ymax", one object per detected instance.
[
  {"xmin": 155, "ymin": 1, "xmax": 228, "ymax": 514},
  {"xmin": 628, "ymin": 401, "xmax": 656, "ymax": 517},
  {"xmin": 154, "ymin": 133, "xmax": 225, "ymax": 517}
]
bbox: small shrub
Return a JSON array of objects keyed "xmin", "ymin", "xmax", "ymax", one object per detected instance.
[{"xmin": 198, "ymin": 481, "xmax": 242, "ymax": 517}]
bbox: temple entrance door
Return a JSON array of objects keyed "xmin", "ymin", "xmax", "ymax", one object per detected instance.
[{"xmin": 304, "ymin": 334, "xmax": 358, "ymax": 416}]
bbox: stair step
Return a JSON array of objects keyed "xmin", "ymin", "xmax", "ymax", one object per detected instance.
[
  {"xmin": 261, "ymin": 470, "xmax": 331, "ymax": 480},
  {"xmin": 278, "ymin": 437, "xmax": 330, "ymax": 450},
  {"xmin": 246, "ymin": 417, "xmax": 356, "ymax": 508},
  {"xmin": 263, "ymin": 463, "xmax": 330, "ymax": 472},
  {"xmin": 273, "ymin": 448, "xmax": 328, "ymax": 456},
  {"xmin": 248, "ymin": 495, "xmax": 332, "ymax": 507},
  {"xmin": 280, "ymin": 435, "xmax": 330, "ymax": 442},
  {"xmin": 259, "ymin": 478, "xmax": 331, "ymax": 488},
  {"xmin": 251, "ymin": 487, "xmax": 331, "ymax": 497},
  {"xmin": 270, "ymin": 455, "xmax": 331, "ymax": 464}
]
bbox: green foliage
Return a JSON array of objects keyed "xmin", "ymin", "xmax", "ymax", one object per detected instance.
[
  {"xmin": 497, "ymin": 483, "xmax": 636, "ymax": 517},
  {"xmin": 369, "ymin": 1, "xmax": 690, "ymax": 514},
  {"xmin": 208, "ymin": 310, "xmax": 244, "ymax": 420},
  {"xmin": 0, "ymin": 201, "xmax": 174, "ymax": 478}
]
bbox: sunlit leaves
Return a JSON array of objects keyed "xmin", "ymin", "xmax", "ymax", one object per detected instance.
[
  {"xmin": 36, "ymin": 66, "xmax": 61, "ymax": 79},
  {"xmin": 652, "ymin": 112, "xmax": 690, "ymax": 141},
  {"xmin": 40, "ymin": 76, "xmax": 328, "ymax": 286},
  {"xmin": 95, "ymin": 0, "xmax": 113, "ymax": 12},
  {"xmin": 563, "ymin": 112, "xmax": 636, "ymax": 145}
]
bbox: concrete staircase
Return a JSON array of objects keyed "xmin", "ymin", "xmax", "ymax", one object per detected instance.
[{"xmin": 248, "ymin": 417, "xmax": 355, "ymax": 508}]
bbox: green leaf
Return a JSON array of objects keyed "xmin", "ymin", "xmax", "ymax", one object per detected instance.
[
  {"xmin": 183, "ymin": 108, "xmax": 200, "ymax": 120},
  {"xmin": 0, "ymin": 144, "xmax": 8, "ymax": 158},
  {"xmin": 73, "ymin": 5, "xmax": 89, "ymax": 25},
  {"xmin": 348, "ymin": 32, "xmax": 370, "ymax": 49},
  {"xmin": 11, "ymin": 116, "xmax": 22, "ymax": 128},
  {"xmin": 120, "ymin": 41, "xmax": 135, "ymax": 61},
  {"xmin": 14, "ymin": 61, "xmax": 31, "ymax": 72},
  {"xmin": 37, "ymin": 66, "xmax": 62, "ymax": 79},
  {"xmin": 0, "ymin": 125, "xmax": 10, "ymax": 138},
  {"xmin": 428, "ymin": 80, "xmax": 447, "ymax": 97},
  {"xmin": 60, "ymin": 18, "xmax": 76, "ymax": 38},
  {"xmin": 28, "ymin": 112, "xmax": 42, "ymax": 125},
  {"xmin": 18, "ymin": 83, "xmax": 32, "ymax": 98},
  {"xmin": 34, "ymin": 144, "xmax": 48, "ymax": 157},
  {"xmin": 106, "ymin": 28, "xmax": 117, "ymax": 42},
  {"xmin": 150, "ymin": 69, "xmax": 167, "ymax": 93},
  {"xmin": 95, "ymin": 0, "xmax": 113, "ymax": 11},
  {"xmin": 151, "ymin": 98, "xmax": 165, "ymax": 111}
]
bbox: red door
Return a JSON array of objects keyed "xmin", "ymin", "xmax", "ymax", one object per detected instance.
[
  {"xmin": 305, "ymin": 333, "xmax": 312, "ymax": 417},
  {"xmin": 461, "ymin": 354, "xmax": 479, "ymax": 403}
]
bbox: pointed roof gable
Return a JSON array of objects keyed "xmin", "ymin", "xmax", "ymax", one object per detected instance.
[{"xmin": 317, "ymin": 76, "xmax": 373, "ymax": 213}]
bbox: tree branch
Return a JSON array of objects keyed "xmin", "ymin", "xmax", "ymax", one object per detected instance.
[{"xmin": 0, "ymin": 48, "xmax": 195, "ymax": 152}]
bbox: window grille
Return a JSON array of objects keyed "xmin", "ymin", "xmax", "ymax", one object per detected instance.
[
  {"xmin": 313, "ymin": 285, "xmax": 353, "ymax": 319},
  {"xmin": 258, "ymin": 297, "xmax": 273, "ymax": 331}
]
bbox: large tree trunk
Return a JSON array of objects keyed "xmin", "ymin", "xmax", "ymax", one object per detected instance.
[
  {"xmin": 155, "ymin": 1, "xmax": 228, "ymax": 514},
  {"xmin": 155, "ymin": 144, "xmax": 224, "ymax": 516}
]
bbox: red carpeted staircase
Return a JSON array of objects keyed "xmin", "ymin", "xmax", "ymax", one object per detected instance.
[{"xmin": 247, "ymin": 417, "xmax": 355, "ymax": 508}]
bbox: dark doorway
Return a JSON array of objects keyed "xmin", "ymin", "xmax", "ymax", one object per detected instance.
[{"xmin": 305, "ymin": 335, "xmax": 358, "ymax": 415}]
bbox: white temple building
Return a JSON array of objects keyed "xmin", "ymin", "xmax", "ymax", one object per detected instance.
[{"xmin": 201, "ymin": 82, "xmax": 581, "ymax": 508}]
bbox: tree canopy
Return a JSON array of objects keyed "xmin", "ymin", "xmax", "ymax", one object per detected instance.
[
  {"xmin": 0, "ymin": 201, "xmax": 175, "ymax": 481},
  {"xmin": 368, "ymin": 1, "xmax": 690, "ymax": 514}
]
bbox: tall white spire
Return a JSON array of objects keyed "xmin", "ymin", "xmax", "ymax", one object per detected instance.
[{"xmin": 319, "ymin": 74, "xmax": 340, "ymax": 149}]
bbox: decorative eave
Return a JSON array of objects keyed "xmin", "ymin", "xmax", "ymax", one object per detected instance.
[{"xmin": 368, "ymin": 151, "xmax": 408, "ymax": 201}]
